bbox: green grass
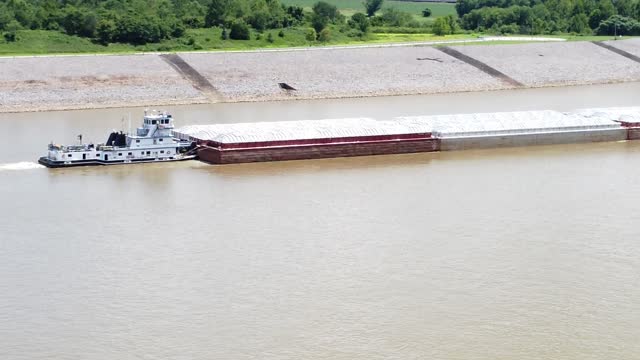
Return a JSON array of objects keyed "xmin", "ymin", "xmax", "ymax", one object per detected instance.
[
  {"xmin": 280, "ymin": 0, "xmax": 456, "ymax": 18},
  {"xmin": 563, "ymin": 35, "xmax": 630, "ymax": 41},
  {"xmin": 0, "ymin": 30, "xmax": 135, "ymax": 55},
  {"xmin": 371, "ymin": 33, "xmax": 472, "ymax": 42},
  {"xmin": 0, "ymin": 28, "xmax": 377, "ymax": 55},
  {"xmin": 1, "ymin": 29, "xmax": 635, "ymax": 56}
]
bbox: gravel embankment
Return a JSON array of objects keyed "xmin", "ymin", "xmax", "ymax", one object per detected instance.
[
  {"xmin": 449, "ymin": 41, "xmax": 640, "ymax": 87},
  {"xmin": 2, "ymin": 40, "xmax": 640, "ymax": 113},
  {"xmin": 0, "ymin": 55, "xmax": 207, "ymax": 113},
  {"xmin": 180, "ymin": 46, "xmax": 508, "ymax": 101},
  {"xmin": 603, "ymin": 38, "xmax": 640, "ymax": 57}
]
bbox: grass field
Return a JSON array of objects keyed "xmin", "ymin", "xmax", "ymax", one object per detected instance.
[
  {"xmin": 0, "ymin": 30, "xmax": 134, "ymax": 55},
  {"xmin": 0, "ymin": 28, "xmax": 383, "ymax": 55},
  {"xmin": 280, "ymin": 0, "xmax": 457, "ymax": 17},
  {"xmin": 0, "ymin": 29, "xmax": 312, "ymax": 55},
  {"xmin": 0, "ymin": 29, "xmax": 627, "ymax": 56}
]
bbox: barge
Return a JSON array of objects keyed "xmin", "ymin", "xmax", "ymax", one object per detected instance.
[
  {"xmin": 173, "ymin": 107, "xmax": 640, "ymax": 165},
  {"xmin": 39, "ymin": 110, "xmax": 195, "ymax": 168}
]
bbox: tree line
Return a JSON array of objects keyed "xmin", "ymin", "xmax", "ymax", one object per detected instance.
[
  {"xmin": 0, "ymin": 0, "xmax": 306, "ymax": 44},
  {"xmin": 456, "ymin": 0, "xmax": 640, "ymax": 35},
  {"xmin": 0, "ymin": 0, "xmax": 445, "ymax": 44}
]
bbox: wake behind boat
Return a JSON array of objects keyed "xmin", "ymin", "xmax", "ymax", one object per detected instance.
[{"xmin": 38, "ymin": 110, "xmax": 196, "ymax": 168}]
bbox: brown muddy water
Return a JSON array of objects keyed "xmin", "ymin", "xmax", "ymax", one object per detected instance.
[{"xmin": 1, "ymin": 83, "xmax": 640, "ymax": 360}]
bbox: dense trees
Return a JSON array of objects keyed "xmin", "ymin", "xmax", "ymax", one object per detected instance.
[
  {"xmin": 0, "ymin": 0, "xmax": 187, "ymax": 43},
  {"xmin": 379, "ymin": 7, "xmax": 413, "ymax": 26},
  {"xmin": 597, "ymin": 14, "xmax": 640, "ymax": 34},
  {"xmin": 4, "ymin": 0, "xmax": 637, "ymax": 46},
  {"xmin": 456, "ymin": 0, "xmax": 640, "ymax": 34},
  {"xmin": 433, "ymin": 15, "xmax": 457, "ymax": 34},
  {"xmin": 310, "ymin": 1, "xmax": 343, "ymax": 37},
  {"xmin": 364, "ymin": 0, "xmax": 384, "ymax": 17},
  {"xmin": 349, "ymin": 13, "xmax": 371, "ymax": 33},
  {"xmin": 0, "ymin": 0, "xmax": 304, "ymax": 44}
]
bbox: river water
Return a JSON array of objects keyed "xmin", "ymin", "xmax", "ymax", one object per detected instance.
[{"xmin": 1, "ymin": 83, "xmax": 640, "ymax": 360}]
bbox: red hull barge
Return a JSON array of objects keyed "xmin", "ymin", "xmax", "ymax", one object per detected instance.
[
  {"xmin": 197, "ymin": 134, "xmax": 439, "ymax": 164},
  {"xmin": 173, "ymin": 108, "xmax": 640, "ymax": 165}
]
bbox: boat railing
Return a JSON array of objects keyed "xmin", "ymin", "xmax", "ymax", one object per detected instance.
[{"xmin": 49, "ymin": 143, "xmax": 95, "ymax": 152}]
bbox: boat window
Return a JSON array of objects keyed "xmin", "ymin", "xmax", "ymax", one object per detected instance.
[
  {"xmin": 68, "ymin": 154, "xmax": 72, "ymax": 157},
  {"xmin": 96, "ymin": 154, "xmax": 100, "ymax": 157},
  {"xmin": 118, "ymin": 153, "xmax": 122, "ymax": 156},
  {"xmin": 160, "ymin": 150, "xmax": 164, "ymax": 154},
  {"xmin": 159, "ymin": 138, "xmax": 163, "ymax": 142},
  {"xmin": 152, "ymin": 120, "xmax": 157, "ymax": 125},
  {"xmin": 128, "ymin": 152, "xmax": 132, "ymax": 155},
  {"xmin": 136, "ymin": 139, "xmax": 140, "ymax": 143},
  {"xmin": 147, "ymin": 151, "xmax": 151, "ymax": 155}
]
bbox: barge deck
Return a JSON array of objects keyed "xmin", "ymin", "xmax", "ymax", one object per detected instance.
[{"xmin": 173, "ymin": 107, "xmax": 640, "ymax": 164}]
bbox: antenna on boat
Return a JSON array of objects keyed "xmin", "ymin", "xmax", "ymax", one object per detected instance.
[{"xmin": 128, "ymin": 112, "xmax": 132, "ymax": 135}]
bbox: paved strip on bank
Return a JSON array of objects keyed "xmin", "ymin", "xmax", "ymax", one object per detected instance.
[
  {"xmin": 591, "ymin": 41, "xmax": 640, "ymax": 64},
  {"xmin": 436, "ymin": 46, "xmax": 524, "ymax": 87},
  {"xmin": 160, "ymin": 54, "xmax": 224, "ymax": 102},
  {"xmin": 160, "ymin": 54, "xmax": 223, "ymax": 102}
]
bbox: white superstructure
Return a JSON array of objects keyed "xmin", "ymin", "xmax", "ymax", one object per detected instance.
[{"xmin": 39, "ymin": 110, "xmax": 195, "ymax": 167}]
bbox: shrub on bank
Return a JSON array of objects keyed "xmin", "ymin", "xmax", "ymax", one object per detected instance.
[
  {"xmin": 318, "ymin": 28, "xmax": 331, "ymax": 41},
  {"xmin": 305, "ymin": 28, "xmax": 317, "ymax": 41},
  {"xmin": 230, "ymin": 21, "xmax": 250, "ymax": 40}
]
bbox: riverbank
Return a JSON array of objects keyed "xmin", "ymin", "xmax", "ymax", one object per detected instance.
[{"xmin": 1, "ymin": 38, "xmax": 639, "ymax": 113}]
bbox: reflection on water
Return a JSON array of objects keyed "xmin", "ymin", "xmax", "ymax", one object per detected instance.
[{"xmin": 200, "ymin": 152, "xmax": 437, "ymax": 178}]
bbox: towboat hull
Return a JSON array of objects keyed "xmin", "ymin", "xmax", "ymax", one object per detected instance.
[{"xmin": 38, "ymin": 155, "xmax": 197, "ymax": 168}]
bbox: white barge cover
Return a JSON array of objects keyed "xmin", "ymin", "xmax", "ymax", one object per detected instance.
[
  {"xmin": 174, "ymin": 108, "xmax": 633, "ymax": 143},
  {"xmin": 394, "ymin": 110, "xmax": 624, "ymax": 138},
  {"xmin": 575, "ymin": 106, "xmax": 640, "ymax": 124},
  {"xmin": 174, "ymin": 118, "xmax": 432, "ymax": 143}
]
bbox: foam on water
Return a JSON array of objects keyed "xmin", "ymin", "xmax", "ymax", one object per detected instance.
[{"xmin": 0, "ymin": 162, "xmax": 45, "ymax": 171}]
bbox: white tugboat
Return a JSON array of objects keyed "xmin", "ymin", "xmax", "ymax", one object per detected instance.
[{"xmin": 38, "ymin": 110, "xmax": 196, "ymax": 168}]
